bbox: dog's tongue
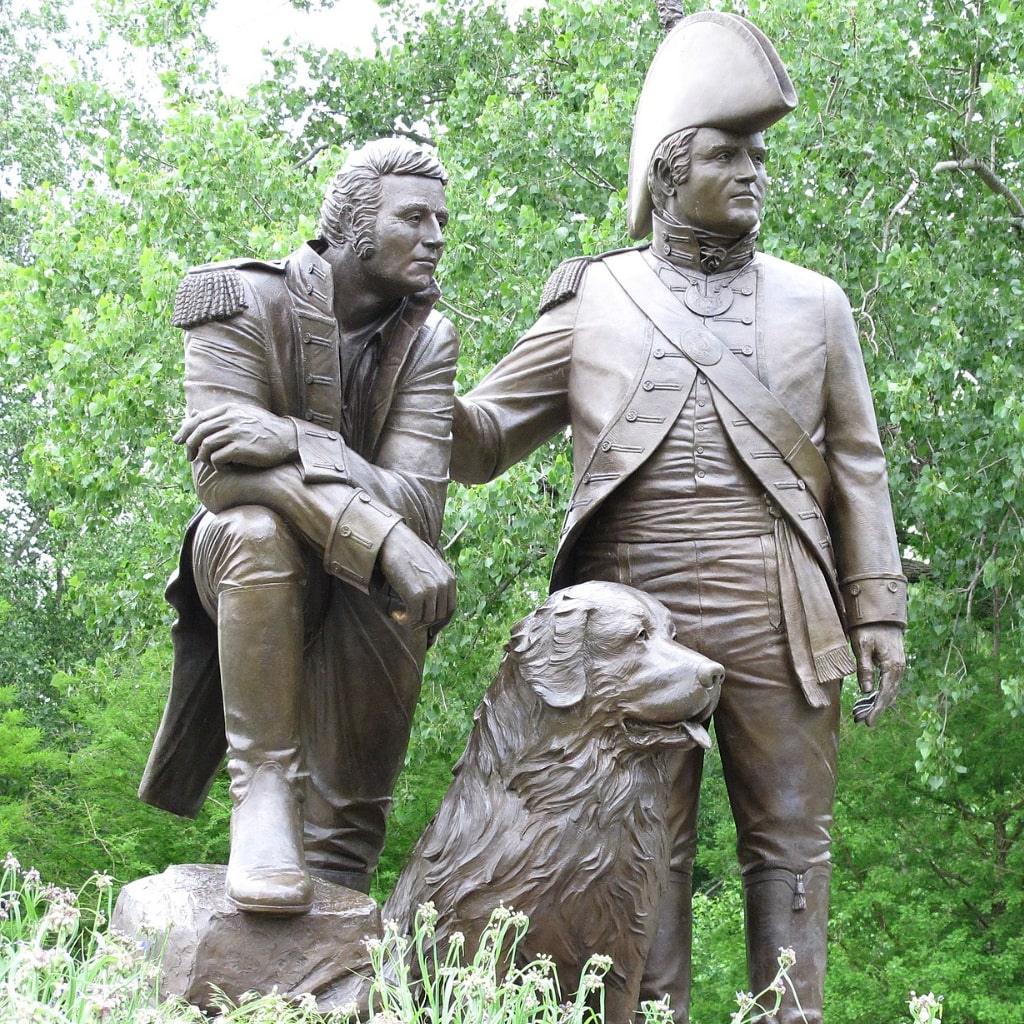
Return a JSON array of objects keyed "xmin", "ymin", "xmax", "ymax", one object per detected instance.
[{"xmin": 682, "ymin": 721, "xmax": 712, "ymax": 749}]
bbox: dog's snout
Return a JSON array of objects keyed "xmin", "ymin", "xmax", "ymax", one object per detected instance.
[{"xmin": 699, "ymin": 662, "xmax": 725, "ymax": 689}]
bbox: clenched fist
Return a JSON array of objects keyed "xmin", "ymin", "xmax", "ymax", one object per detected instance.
[{"xmin": 377, "ymin": 522, "xmax": 456, "ymax": 630}]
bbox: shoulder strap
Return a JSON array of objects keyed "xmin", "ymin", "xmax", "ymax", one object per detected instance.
[
  {"xmin": 171, "ymin": 258, "xmax": 287, "ymax": 330},
  {"xmin": 538, "ymin": 256, "xmax": 595, "ymax": 315},
  {"xmin": 602, "ymin": 251, "xmax": 832, "ymax": 511}
]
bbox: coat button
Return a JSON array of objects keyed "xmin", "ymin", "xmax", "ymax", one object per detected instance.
[
  {"xmin": 888, "ymin": 581, "xmax": 899, "ymax": 592},
  {"xmin": 653, "ymin": 348, "xmax": 664, "ymax": 359},
  {"xmin": 304, "ymin": 410, "xmax": 314, "ymax": 420},
  {"xmin": 643, "ymin": 380, "xmax": 654, "ymax": 391},
  {"xmin": 601, "ymin": 440, "xmax": 612, "ymax": 452},
  {"xmin": 850, "ymin": 584, "xmax": 861, "ymax": 596},
  {"xmin": 626, "ymin": 410, "xmax": 638, "ymax": 422},
  {"xmin": 339, "ymin": 525, "xmax": 352, "ymax": 537}
]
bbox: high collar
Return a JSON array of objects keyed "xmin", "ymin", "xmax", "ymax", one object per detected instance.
[
  {"xmin": 294, "ymin": 240, "xmax": 442, "ymax": 337},
  {"xmin": 650, "ymin": 210, "xmax": 759, "ymax": 275}
]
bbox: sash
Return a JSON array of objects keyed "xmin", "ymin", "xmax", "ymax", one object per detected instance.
[{"xmin": 602, "ymin": 251, "xmax": 832, "ymax": 512}]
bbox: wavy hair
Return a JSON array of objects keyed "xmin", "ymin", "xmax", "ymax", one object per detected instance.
[{"xmin": 647, "ymin": 126, "xmax": 700, "ymax": 204}]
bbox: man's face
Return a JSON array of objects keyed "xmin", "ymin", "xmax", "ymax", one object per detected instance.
[
  {"xmin": 360, "ymin": 174, "xmax": 448, "ymax": 300},
  {"xmin": 663, "ymin": 127, "xmax": 767, "ymax": 237}
]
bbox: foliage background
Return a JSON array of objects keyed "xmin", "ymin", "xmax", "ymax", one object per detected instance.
[{"xmin": 1, "ymin": 0, "xmax": 1022, "ymax": 1021}]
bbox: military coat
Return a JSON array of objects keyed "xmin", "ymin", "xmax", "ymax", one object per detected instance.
[
  {"xmin": 451, "ymin": 246, "xmax": 906, "ymax": 633},
  {"xmin": 140, "ymin": 242, "xmax": 458, "ymax": 818}
]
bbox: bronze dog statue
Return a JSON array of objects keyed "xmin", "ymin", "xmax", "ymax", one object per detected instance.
[{"xmin": 384, "ymin": 581, "xmax": 723, "ymax": 1022}]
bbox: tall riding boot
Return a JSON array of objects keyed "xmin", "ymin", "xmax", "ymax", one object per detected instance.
[
  {"xmin": 639, "ymin": 872, "xmax": 693, "ymax": 1024},
  {"xmin": 742, "ymin": 865, "xmax": 830, "ymax": 1024},
  {"xmin": 219, "ymin": 583, "xmax": 313, "ymax": 915}
]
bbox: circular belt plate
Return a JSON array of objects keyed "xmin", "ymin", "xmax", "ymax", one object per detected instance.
[{"xmin": 678, "ymin": 328, "xmax": 723, "ymax": 365}]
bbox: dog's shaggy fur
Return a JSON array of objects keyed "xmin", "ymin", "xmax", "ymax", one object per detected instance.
[{"xmin": 384, "ymin": 582, "xmax": 723, "ymax": 1023}]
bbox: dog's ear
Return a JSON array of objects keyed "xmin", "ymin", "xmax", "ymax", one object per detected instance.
[{"xmin": 508, "ymin": 598, "xmax": 588, "ymax": 708}]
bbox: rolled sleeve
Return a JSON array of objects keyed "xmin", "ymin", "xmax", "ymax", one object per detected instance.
[
  {"xmin": 840, "ymin": 574, "xmax": 908, "ymax": 628},
  {"xmin": 293, "ymin": 420, "xmax": 350, "ymax": 484},
  {"xmin": 323, "ymin": 490, "xmax": 402, "ymax": 590}
]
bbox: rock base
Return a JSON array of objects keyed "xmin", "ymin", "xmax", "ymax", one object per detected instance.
[{"xmin": 111, "ymin": 864, "xmax": 381, "ymax": 1012}]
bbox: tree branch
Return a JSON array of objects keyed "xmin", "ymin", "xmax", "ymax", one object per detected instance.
[
  {"xmin": 882, "ymin": 171, "xmax": 920, "ymax": 252},
  {"xmin": 296, "ymin": 142, "xmax": 329, "ymax": 169},
  {"xmin": 933, "ymin": 158, "xmax": 1024, "ymax": 224}
]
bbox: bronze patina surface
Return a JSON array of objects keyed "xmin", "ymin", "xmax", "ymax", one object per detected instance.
[
  {"xmin": 140, "ymin": 139, "xmax": 458, "ymax": 915},
  {"xmin": 451, "ymin": 13, "xmax": 906, "ymax": 1022}
]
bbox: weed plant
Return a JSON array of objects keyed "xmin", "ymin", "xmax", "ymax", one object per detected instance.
[{"xmin": 0, "ymin": 855, "xmax": 943, "ymax": 1024}]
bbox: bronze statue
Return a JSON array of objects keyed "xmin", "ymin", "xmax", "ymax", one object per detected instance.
[
  {"xmin": 450, "ymin": 13, "xmax": 906, "ymax": 1023},
  {"xmin": 384, "ymin": 581, "xmax": 723, "ymax": 1024},
  {"xmin": 139, "ymin": 138, "xmax": 458, "ymax": 915}
]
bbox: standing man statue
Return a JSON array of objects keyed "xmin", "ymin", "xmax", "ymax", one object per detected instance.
[
  {"xmin": 139, "ymin": 139, "xmax": 458, "ymax": 915},
  {"xmin": 450, "ymin": 13, "xmax": 906, "ymax": 1023}
]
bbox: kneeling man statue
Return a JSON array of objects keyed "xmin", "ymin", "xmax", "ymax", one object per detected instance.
[{"xmin": 140, "ymin": 138, "xmax": 459, "ymax": 915}]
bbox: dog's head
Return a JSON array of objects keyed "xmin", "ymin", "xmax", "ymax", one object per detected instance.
[{"xmin": 506, "ymin": 581, "xmax": 722, "ymax": 751}]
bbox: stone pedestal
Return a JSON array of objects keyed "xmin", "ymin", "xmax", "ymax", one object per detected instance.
[{"xmin": 111, "ymin": 864, "xmax": 381, "ymax": 1013}]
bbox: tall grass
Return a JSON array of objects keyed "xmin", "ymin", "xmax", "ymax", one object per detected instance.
[{"xmin": 0, "ymin": 855, "xmax": 942, "ymax": 1024}]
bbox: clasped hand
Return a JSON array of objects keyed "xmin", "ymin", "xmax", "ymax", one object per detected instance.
[
  {"xmin": 849, "ymin": 624, "xmax": 905, "ymax": 727},
  {"xmin": 174, "ymin": 403, "xmax": 297, "ymax": 468}
]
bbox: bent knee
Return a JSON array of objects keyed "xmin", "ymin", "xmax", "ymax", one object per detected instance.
[
  {"xmin": 193, "ymin": 505, "xmax": 307, "ymax": 594},
  {"xmin": 213, "ymin": 505, "xmax": 293, "ymax": 545}
]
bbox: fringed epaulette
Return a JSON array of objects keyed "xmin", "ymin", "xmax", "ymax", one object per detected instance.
[
  {"xmin": 171, "ymin": 263, "xmax": 249, "ymax": 329},
  {"xmin": 538, "ymin": 256, "xmax": 595, "ymax": 316}
]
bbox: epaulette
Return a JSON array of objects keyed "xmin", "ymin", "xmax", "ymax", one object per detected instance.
[
  {"xmin": 538, "ymin": 256, "xmax": 595, "ymax": 316},
  {"xmin": 537, "ymin": 246, "xmax": 647, "ymax": 316},
  {"xmin": 170, "ymin": 258, "xmax": 286, "ymax": 330}
]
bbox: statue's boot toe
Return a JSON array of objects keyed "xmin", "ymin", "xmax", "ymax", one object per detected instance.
[
  {"xmin": 226, "ymin": 760, "xmax": 313, "ymax": 916},
  {"xmin": 226, "ymin": 866, "xmax": 313, "ymax": 915}
]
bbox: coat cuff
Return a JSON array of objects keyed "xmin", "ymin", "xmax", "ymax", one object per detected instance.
[
  {"xmin": 841, "ymin": 573, "xmax": 908, "ymax": 628},
  {"xmin": 323, "ymin": 491, "xmax": 402, "ymax": 591},
  {"xmin": 293, "ymin": 417, "xmax": 349, "ymax": 484}
]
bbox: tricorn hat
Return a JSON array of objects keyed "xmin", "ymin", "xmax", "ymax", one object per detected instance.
[{"xmin": 627, "ymin": 11, "xmax": 798, "ymax": 240}]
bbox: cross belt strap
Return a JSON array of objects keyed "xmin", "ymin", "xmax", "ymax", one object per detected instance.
[{"xmin": 602, "ymin": 251, "xmax": 832, "ymax": 511}]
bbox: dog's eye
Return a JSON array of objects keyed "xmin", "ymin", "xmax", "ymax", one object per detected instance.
[{"xmin": 636, "ymin": 628, "xmax": 650, "ymax": 643}]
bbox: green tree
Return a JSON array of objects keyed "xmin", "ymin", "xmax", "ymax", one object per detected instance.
[{"xmin": 0, "ymin": 1, "xmax": 1022, "ymax": 1019}]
